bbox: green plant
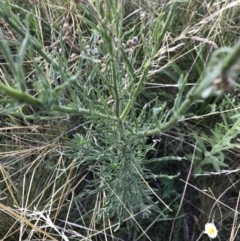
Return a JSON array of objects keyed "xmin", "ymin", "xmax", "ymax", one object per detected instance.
[{"xmin": 0, "ymin": 0, "xmax": 240, "ymax": 240}]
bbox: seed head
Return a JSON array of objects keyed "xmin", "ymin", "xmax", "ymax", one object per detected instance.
[{"xmin": 62, "ymin": 23, "xmax": 71, "ymax": 34}]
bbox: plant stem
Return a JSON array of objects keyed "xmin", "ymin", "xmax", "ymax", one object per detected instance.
[
  {"xmin": 222, "ymin": 39, "xmax": 240, "ymax": 72},
  {"xmin": 137, "ymin": 38, "xmax": 240, "ymax": 136},
  {"xmin": 0, "ymin": 82, "xmax": 43, "ymax": 107},
  {"xmin": 112, "ymin": 63, "xmax": 120, "ymax": 117},
  {"xmin": 120, "ymin": 62, "xmax": 149, "ymax": 120},
  {"xmin": 0, "ymin": 82, "xmax": 118, "ymax": 120},
  {"xmin": 53, "ymin": 105, "xmax": 118, "ymax": 120},
  {"xmin": 120, "ymin": 2, "xmax": 178, "ymax": 121}
]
